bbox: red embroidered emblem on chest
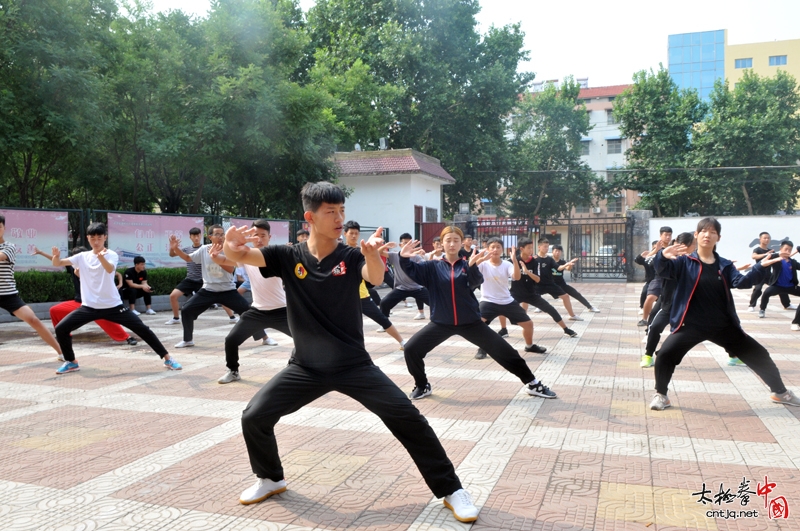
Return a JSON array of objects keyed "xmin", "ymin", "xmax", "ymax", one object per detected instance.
[{"xmin": 332, "ymin": 261, "xmax": 347, "ymax": 276}]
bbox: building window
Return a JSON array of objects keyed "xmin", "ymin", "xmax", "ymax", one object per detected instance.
[
  {"xmin": 735, "ymin": 58, "xmax": 752, "ymax": 69},
  {"xmin": 606, "ymin": 196, "xmax": 623, "ymax": 213},
  {"xmin": 481, "ymin": 204, "xmax": 496, "ymax": 216},
  {"xmin": 769, "ymin": 55, "xmax": 787, "ymax": 66},
  {"xmin": 607, "ymin": 139, "xmax": 622, "ymax": 154},
  {"xmin": 606, "ymin": 170, "xmax": 620, "ymax": 182},
  {"xmin": 575, "ymin": 204, "xmax": 591, "ymax": 214},
  {"xmin": 606, "ymin": 110, "xmax": 617, "ymax": 125},
  {"xmin": 425, "ymin": 207, "xmax": 438, "ymax": 222},
  {"xmin": 580, "ymin": 141, "xmax": 590, "ymax": 156}
]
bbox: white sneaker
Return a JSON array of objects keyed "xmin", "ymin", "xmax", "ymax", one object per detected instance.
[
  {"xmin": 174, "ymin": 340, "xmax": 194, "ymax": 348},
  {"xmin": 638, "ymin": 308, "xmax": 644, "ymax": 315},
  {"xmin": 413, "ymin": 312, "xmax": 426, "ymax": 320},
  {"xmin": 650, "ymin": 393, "xmax": 671, "ymax": 411},
  {"xmin": 568, "ymin": 315, "xmax": 584, "ymax": 321},
  {"xmin": 262, "ymin": 337, "xmax": 278, "ymax": 346},
  {"xmin": 57, "ymin": 354, "xmax": 65, "ymax": 362},
  {"xmin": 589, "ymin": 307, "xmax": 600, "ymax": 312},
  {"xmin": 229, "ymin": 316, "xmax": 240, "ymax": 324},
  {"xmin": 376, "ymin": 327, "xmax": 386, "ymax": 333},
  {"xmin": 443, "ymin": 488, "xmax": 479, "ymax": 523},
  {"xmin": 145, "ymin": 309, "xmax": 156, "ymax": 315},
  {"xmin": 165, "ymin": 317, "xmax": 181, "ymax": 325},
  {"xmin": 239, "ymin": 477, "xmax": 287, "ymax": 505},
  {"xmin": 533, "ymin": 308, "xmax": 542, "ymax": 313},
  {"xmin": 131, "ymin": 309, "xmax": 141, "ymax": 316},
  {"xmin": 405, "ymin": 301, "xmax": 414, "ymax": 308},
  {"xmin": 400, "ymin": 340, "xmax": 406, "ymax": 351},
  {"xmin": 218, "ymin": 370, "xmax": 241, "ymax": 384},
  {"xmin": 787, "ymin": 304, "xmax": 798, "ymax": 310},
  {"xmin": 747, "ymin": 306, "xmax": 756, "ymax": 313},
  {"xmin": 792, "ymin": 324, "xmax": 800, "ymax": 331}
]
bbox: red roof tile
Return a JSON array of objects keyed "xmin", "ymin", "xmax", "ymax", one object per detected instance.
[
  {"xmin": 333, "ymin": 149, "xmax": 456, "ymax": 183},
  {"xmin": 579, "ymin": 85, "xmax": 632, "ymax": 99}
]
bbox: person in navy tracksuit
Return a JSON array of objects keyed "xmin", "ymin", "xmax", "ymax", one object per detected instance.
[
  {"xmin": 649, "ymin": 217, "xmax": 799, "ymax": 410},
  {"xmin": 398, "ymin": 226, "xmax": 557, "ymax": 401}
]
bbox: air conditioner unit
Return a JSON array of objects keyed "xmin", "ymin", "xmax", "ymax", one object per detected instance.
[{"xmin": 592, "ymin": 207, "xmax": 602, "ymax": 214}]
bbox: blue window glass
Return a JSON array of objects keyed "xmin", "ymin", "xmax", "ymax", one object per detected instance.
[
  {"xmin": 716, "ymin": 65, "xmax": 725, "ymax": 78},
  {"xmin": 692, "ymin": 46, "xmax": 702, "ymax": 62},
  {"xmin": 682, "ymin": 34, "xmax": 692, "ymax": 46},
  {"xmin": 669, "ymin": 34, "xmax": 681, "ymax": 47},
  {"xmin": 702, "ymin": 61, "xmax": 714, "ymax": 71},
  {"xmin": 682, "ymin": 47, "xmax": 692, "ymax": 63},
  {"xmin": 692, "ymin": 71, "xmax": 702, "ymax": 88},
  {"xmin": 735, "ymin": 58, "xmax": 752, "ymax": 69},
  {"xmin": 715, "ymin": 43, "xmax": 724, "ymax": 60},
  {"xmin": 682, "ymin": 72, "xmax": 692, "ymax": 88},
  {"xmin": 702, "ymin": 70, "xmax": 716, "ymax": 87},
  {"xmin": 769, "ymin": 55, "xmax": 787, "ymax": 66},
  {"xmin": 671, "ymin": 73, "xmax": 682, "ymax": 89},
  {"xmin": 669, "ymin": 63, "xmax": 680, "ymax": 73},
  {"xmin": 692, "ymin": 33, "xmax": 702, "ymax": 45},
  {"xmin": 715, "ymin": 30, "xmax": 725, "ymax": 43},
  {"xmin": 716, "ymin": 60, "xmax": 724, "ymax": 71},
  {"xmin": 702, "ymin": 31, "xmax": 714, "ymax": 45},
  {"xmin": 669, "ymin": 47, "xmax": 682, "ymax": 64},
  {"xmin": 701, "ymin": 87, "xmax": 712, "ymax": 99},
  {"xmin": 702, "ymin": 44, "xmax": 714, "ymax": 62},
  {"xmin": 691, "ymin": 62, "xmax": 701, "ymax": 72}
]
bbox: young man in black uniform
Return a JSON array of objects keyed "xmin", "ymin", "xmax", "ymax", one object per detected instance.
[
  {"xmin": 123, "ymin": 256, "xmax": 155, "ymax": 316},
  {"xmin": 509, "ymin": 238, "xmax": 578, "ymax": 338},
  {"xmin": 533, "ymin": 238, "xmax": 582, "ymax": 321},
  {"xmin": 551, "ymin": 245, "xmax": 600, "ymax": 313},
  {"xmin": 223, "ymin": 182, "xmax": 479, "ymax": 523},
  {"xmin": 758, "ymin": 240, "xmax": 800, "ymax": 326},
  {"xmin": 748, "ymin": 232, "xmax": 792, "ymax": 312}
]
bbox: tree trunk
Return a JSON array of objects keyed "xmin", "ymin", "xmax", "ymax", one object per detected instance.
[
  {"xmin": 192, "ymin": 173, "xmax": 206, "ymax": 214},
  {"xmin": 741, "ymin": 183, "xmax": 754, "ymax": 216}
]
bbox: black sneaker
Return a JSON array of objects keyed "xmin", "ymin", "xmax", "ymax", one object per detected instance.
[
  {"xmin": 636, "ymin": 319, "xmax": 648, "ymax": 326},
  {"xmin": 126, "ymin": 337, "xmax": 138, "ymax": 346},
  {"xmin": 474, "ymin": 348, "xmax": 488, "ymax": 359},
  {"xmin": 497, "ymin": 328, "xmax": 509, "ymax": 338},
  {"xmin": 526, "ymin": 381, "xmax": 557, "ymax": 398},
  {"xmin": 524, "ymin": 344, "xmax": 547, "ymax": 354},
  {"xmin": 409, "ymin": 383, "xmax": 432, "ymax": 400},
  {"xmin": 564, "ymin": 328, "xmax": 578, "ymax": 338}
]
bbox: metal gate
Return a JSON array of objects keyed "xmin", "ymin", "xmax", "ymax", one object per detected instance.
[{"xmin": 548, "ymin": 217, "xmax": 633, "ymax": 281}]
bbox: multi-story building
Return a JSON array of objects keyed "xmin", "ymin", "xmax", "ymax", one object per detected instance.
[{"xmin": 668, "ymin": 29, "xmax": 800, "ymax": 98}]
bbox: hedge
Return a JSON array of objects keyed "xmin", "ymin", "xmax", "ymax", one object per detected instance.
[{"xmin": 14, "ymin": 267, "xmax": 188, "ymax": 303}]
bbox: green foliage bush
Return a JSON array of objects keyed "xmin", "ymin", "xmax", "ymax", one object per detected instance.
[{"xmin": 14, "ymin": 268, "xmax": 187, "ymax": 303}]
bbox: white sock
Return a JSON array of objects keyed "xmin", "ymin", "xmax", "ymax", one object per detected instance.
[
  {"xmin": 526, "ymin": 343, "xmax": 533, "ymax": 348},
  {"xmin": 529, "ymin": 378, "xmax": 539, "ymax": 386}
]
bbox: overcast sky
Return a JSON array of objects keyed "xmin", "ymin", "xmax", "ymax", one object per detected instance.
[{"xmin": 149, "ymin": 0, "xmax": 800, "ymax": 88}]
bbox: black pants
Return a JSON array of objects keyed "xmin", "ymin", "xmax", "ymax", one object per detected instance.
[
  {"xmin": 654, "ymin": 324, "xmax": 786, "ymax": 395},
  {"xmin": 55, "ymin": 305, "xmax": 168, "ymax": 362},
  {"xmin": 558, "ymin": 282, "xmax": 592, "ymax": 309},
  {"xmin": 241, "ymin": 362, "xmax": 462, "ymax": 498},
  {"xmin": 224, "ymin": 307, "xmax": 291, "ymax": 371},
  {"xmin": 361, "ymin": 297, "xmax": 393, "ymax": 330},
  {"xmin": 181, "ymin": 289, "xmax": 251, "ymax": 341},
  {"xmin": 380, "ymin": 288, "xmax": 429, "ymax": 316},
  {"xmin": 749, "ymin": 280, "xmax": 790, "ymax": 308},
  {"xmin": 644, "ymin": 308, "xmax": 671, "ymax": 355},
  {"xmin": 640, "ymin": 280, "xmax": 651, "ymax": 308},
  {"xmin": 510, "ymin": 291, "xmax": 563, "ymax": 324},
  {"xmin": 760, "ymin": 286, "xmax": 800, "ymax": 323},
  {"xmin": 124, "ymin": 288, "xmax": 152, "ymax": 306},
  {"xmin": 403, "ymin": 320, "xmax": 535, "ymax": 389}
]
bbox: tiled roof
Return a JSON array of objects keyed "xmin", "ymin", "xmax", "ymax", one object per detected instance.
[
  {"xmin": 579, "ymin": 85, "xmax": 632, "ymax": 99},
  {"xmin": 333, "ymin": 149, "xmax": 456, "ymax": 183}
]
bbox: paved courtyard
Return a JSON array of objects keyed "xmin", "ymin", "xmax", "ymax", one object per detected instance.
[{"xmin": 0, "ymin": 282, "xmax": 798, "ymax": 530}]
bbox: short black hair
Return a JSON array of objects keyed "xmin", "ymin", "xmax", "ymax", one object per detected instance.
[
  {"xmin": 553, "ymin": 245, "xmax": 564, "ymax": 251},
  {"xmin": 486, "ymin": 237, "xmax": 503, "ymax": 247},
  {"xmin": 432, "ymin": 236, "xmax": 441, "ymax": 242},
  {"xmin": 651, "ymin": 240, "xmax": 658, "ymax": 247},
  {"xmin": 296, "ymin": 229, "xmax": 309, "ymax": 236},
  {"xmin": 252, "ymin": 219, "xmax": 271, "ymax": 232},
  {"xmin": 208, "ymin": 224, "xmax": 224, "ymax": 235},
  {"xmin": 759, "ymin": 231, "xmax": 770, "ymax": 238},
  {"xmin": 518, "ymin": 237, "xmax": 533, "ymax": 248},
  {"xmin": 696, "ymin": 217, "xmax": 721, "ymax": 235},
  {"xmin": 0, "ymin": 214, "xmax": 4, "ymax": 226},
  {"xmin": 399, "ymin": 232, "xmax": 413, "ymax": 241},
  {"xmin": 87, "ymin": 222, "xmax": 107, "ymax": 236},
  {"xmin": 301, "ymin": 181, "xmax": 346, "ymax": 213},
  {"xmin": 659, "ymin": 226, "xmax": 673, "ymax": 235},
  {"xmin": 343, "ymin": 220, "xmax": 360, "ymax": 233},
  {"xmin": 780, "ymin": 240, "xmax": 794, "ymax": 249},
  {"xmin": 537, "ymin": 238, "xmax": 549, "ymax": 245},
  {"xmin": 675, "ymin": 232, "xmax": 694, "ymax": 246},
  {"xmin": 133, "ymin": 256, "xmax": 145, "ymax": 264},
  {"xmin": 464, "ymin": 234, "xmax": 473, "ymax": 239},
  {"xmin": 70, "ymin": 246, "xmax": 87, "ymax": 256},
  {"xmin": 189, "ymin": 227, "xmax": 202, "ymax": 235}
]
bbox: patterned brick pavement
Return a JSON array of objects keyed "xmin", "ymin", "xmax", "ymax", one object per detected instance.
[{"xmin": 0, "ymin": 283, "xmax": 798, "ymax": 530}]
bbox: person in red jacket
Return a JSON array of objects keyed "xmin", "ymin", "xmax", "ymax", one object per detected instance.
[{"xmin": 399, "ymin": 226, "xmax": 557, "ymax": 401}]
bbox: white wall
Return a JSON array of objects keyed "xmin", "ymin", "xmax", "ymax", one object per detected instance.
[
  {"xmin": 648, "ymin": 215, "xmax": 800, "ymax": 265},
  {"xmin": 337, "ymin": 173, "xmax": 444, "ymax": 240}
]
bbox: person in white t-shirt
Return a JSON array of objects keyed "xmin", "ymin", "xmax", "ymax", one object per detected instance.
[
  {"xmin": 215, "ymin": 220, "xmax": 293, "ymax": 383},
  {"xmin": 474, "ymin": 237, "xmax": 547, "ymax": 360},
  {"xmin": 0, "ymin": 215, "xmax": 63, "ymax": 358},
  {"xmin": 50, "ymin": 222, "xmax": 182, "ymax": 374}
]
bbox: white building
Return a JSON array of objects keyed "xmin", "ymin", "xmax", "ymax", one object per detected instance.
[{"xmin": 333, "ymin": 149, "xmax": 455, "ymax": 241}]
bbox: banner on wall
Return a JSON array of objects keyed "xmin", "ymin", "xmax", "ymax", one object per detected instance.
[
  {"xmin": 107, "ymin": 213, "xmax": 205, "ymax": 268},
  {"xmin": 0, "ymin": 210, "xmax": 69, "ymax": 271},
  {"xmin": 228, "ymin": 218, "xmax": 291, "ymax": 245}
]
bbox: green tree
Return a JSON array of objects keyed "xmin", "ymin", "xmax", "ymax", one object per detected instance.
[
  {"xmin": 504, "ymin": 78, "xmax": 600, "ymax": 220},
  {"xmin": 691, "ymin": 70, "xmax": 800, "ymax": 215},
  {"xmin": 612, "ymin": 67, "xmax": 707, "ymax": 217}
]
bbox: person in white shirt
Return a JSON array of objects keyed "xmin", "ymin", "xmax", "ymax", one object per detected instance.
[
  {"xmin": 215, "ymin": 220, "xmax": 293, "ymax": 383},
  {"xmin": 474, "ymin": 237, "xmax": 547, "ymax": 359},
  {"xmin": 50, "ymin": 222, "xmax": 181, "ymax": 374},
  {"xmin": 0, "ymin": 215, "xmax": 62, "ymax": 358}
]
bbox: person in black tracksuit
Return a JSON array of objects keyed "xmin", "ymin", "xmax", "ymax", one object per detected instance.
[
  {"xmin": 758, "ymin": 241, "xmax": 800, "ymax": 325},
  {"xmin": 747, "ymin": 231, "xmax": 791, "ymax": 311},
  {"xmin": 649, "ymin": 217, "xmax": 799, "ymax": 411},
  {"xmin": 399, "ymin": 227, "xmax": 557, "ymax": 401},
  {"xmin": 634, "ymin": 242, "xmax": 657, "ymax": 309},
  {"xmin": 551, "ymin": 245, "xmax": 599, "ymax": 313}
]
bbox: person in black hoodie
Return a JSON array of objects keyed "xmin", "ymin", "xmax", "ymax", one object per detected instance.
[
  {"xmin": 758, "ymin": 240, "xmax": 800, "ymax": 328},
  {"xmin": 399, "ymin": 226, "xmax": 557, "ymax": 401},
  {"xmin": 649, "ymin": 217, "xmax": 800, "ymax": 410}
]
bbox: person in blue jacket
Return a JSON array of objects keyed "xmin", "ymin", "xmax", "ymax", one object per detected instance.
[
  {"xmin": 398, "ymin": 226, "xmax": 557, "ymax": 401},
  {"xmin": 650, "ymin": 217, "xmax": 800, "ymax": 410}
]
